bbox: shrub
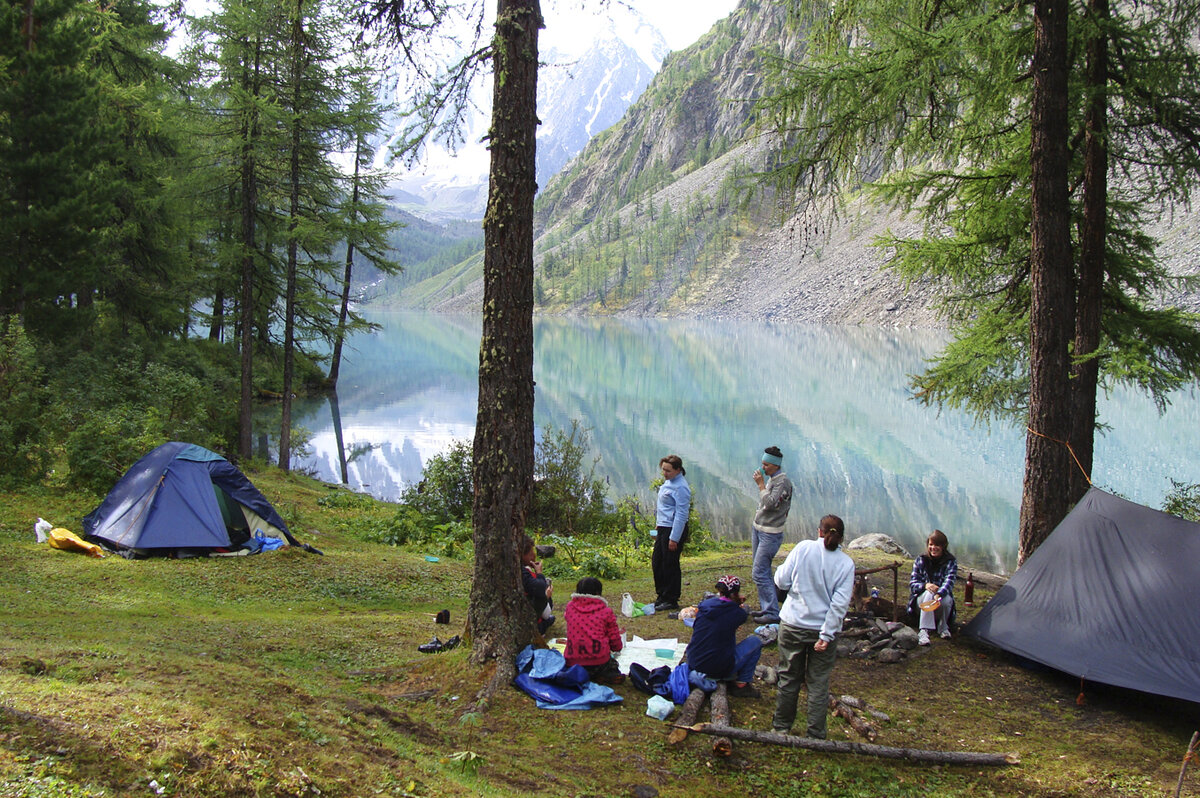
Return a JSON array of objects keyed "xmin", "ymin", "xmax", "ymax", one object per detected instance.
[
  {"xmin": 59, "ymin": 351, "xmax": 237, "ymax": 495},
  {"xmin": 1164, "ymin": 480, "xmax": 1200, "ymax": 522},
  {"xmin": 317, "ymin": 490, "xmax": 379, "ymax": 511},
  {"xmin": 541, "ymin": 534, "xmax": 624, "ymax": 581},
  {"xmin": 360, "ymin": 504, "xmax": 427, "ymax": 547},
  {"xmin": 141, "ymin": 361, "xmax": 227, "ymax": 449},
  {"xmin": 382, "ymin": 422, "xmax": 724, "ymax": 573},
  {"xmin": 528, "ymin": 421, "xmax": 611, "ymax": 536},
  {"xmin": 0, "ymin": 318, "xmax": 53, "ymax": 489},
  {"xmin": 399, "ymin": 439, "xmax": 474, "ymax": 523},
  {"xmin": 398, "ymin": 423, "xmax": 619, "ymax": 534},
  {"xmin": 360, "ymin": 506, "xmax": 474, "ymax": 559},
  {"xmin": 64, "ymin": 406, "xmax": 167, "ymax": 496},
  {"xmin": 47, "ymin": 334, "xmax": 242, "ymax": 494}
]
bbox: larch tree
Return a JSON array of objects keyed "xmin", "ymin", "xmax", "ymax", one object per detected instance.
[
  {"xmin": 278, "ymin": 0, "xmax": 344, "ymax": 472},
  {"xmin": 91, "ymin": 0, "xmax": 196, "ymax": 341},
  {"xmin": 189, "ymin": 0, "xmax": 292, "ymax": 460},
  {"xmin": 1021, "ymin": 0, "xmax": 1074, "ymax": 560},
  {"xmin": 358, "ymin": 0, "xmax": 545, "ymax": 687},
  {"xmin": 0, "ymin": 0, "xmax": 119, "ymax": 338},
  {"xmin": 759, "ymin": 0, "xmax": 1200, "ymax": 562},
  {"xmin": 1, "ymin": 0, "xmax": 201, "ymax": 344},
  {"xmin": 327, "ymin": 45, "xmax": 401, "ymax": 391},
  {"xmin": 466, "ymin": 0, "xmax": 542, "ymax": 686}
]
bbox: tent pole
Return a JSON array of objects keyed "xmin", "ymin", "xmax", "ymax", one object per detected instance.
[{"xmin": 1175, "ymin": 730, "xmax": 1199, "ymax": 798}]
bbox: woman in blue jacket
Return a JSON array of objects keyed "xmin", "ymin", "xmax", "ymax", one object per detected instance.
[{"xmin": 652, "ymin": 454, "xmax": 690, "ymax": 611}]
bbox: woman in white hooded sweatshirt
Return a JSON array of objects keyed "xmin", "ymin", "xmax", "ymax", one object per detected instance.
[{"xmin": 771, "ymin": 514, "xmax": 856, "ymax": 739}]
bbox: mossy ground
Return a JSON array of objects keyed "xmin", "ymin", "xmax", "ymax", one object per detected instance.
[{"xmin": 2, "ymin": 471, "xmax": 1197, "ymax": 797}]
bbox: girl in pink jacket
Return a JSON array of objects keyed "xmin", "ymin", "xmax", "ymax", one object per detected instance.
[{"xmin": 564, "ymin": 577, "xmax": 625, "ymax": 685}]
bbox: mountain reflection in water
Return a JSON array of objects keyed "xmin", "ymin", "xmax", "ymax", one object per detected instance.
[{"xmin": 267, "ymin": 311, "xmax": 1200, "ymax": 574}]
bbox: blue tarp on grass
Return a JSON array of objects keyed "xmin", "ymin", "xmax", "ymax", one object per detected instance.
[{"xmin": 512, "ymin": 646, "xmax": 623, "ymax": 710}]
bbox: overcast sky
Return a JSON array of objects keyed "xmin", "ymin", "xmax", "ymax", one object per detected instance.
[
  {"xmin": 541, "ymin": 0, "xmax": 741, "ymax": 54},
  {"xmin": 626, "ymin": 0, "xmax": 740, "ymax": 50}
]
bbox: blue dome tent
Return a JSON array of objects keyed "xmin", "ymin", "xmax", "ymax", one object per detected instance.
[{"xmin": 83, "ymin": 442, "xmax": 318, "ymax": 558}]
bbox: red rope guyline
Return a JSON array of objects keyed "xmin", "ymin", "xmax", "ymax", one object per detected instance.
[{"xmin": 1025, "ymin": 426, "xmax": 1093, "ymax": 487}]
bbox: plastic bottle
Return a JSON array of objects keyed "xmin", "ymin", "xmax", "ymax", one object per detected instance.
[{"xmin": 964, "ymin": 572, "xmax": 975, "ymax": 606}]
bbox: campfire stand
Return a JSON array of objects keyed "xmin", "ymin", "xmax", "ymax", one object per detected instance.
[{"xmin": 853, "ymin": 561, "xmax": 904, "ymax": 621}]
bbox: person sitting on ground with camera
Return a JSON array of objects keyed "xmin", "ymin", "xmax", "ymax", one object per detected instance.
[{"xmin": 685, "ymin": 574, "xmax": 763, "ymax": 698}]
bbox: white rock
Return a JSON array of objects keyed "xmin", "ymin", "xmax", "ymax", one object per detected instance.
[{"xmin": 845, "ymin": 533, "xmax": 911, "ymax": 556}]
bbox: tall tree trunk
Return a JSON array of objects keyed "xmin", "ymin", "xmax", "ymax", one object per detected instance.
[
  {"xmin": 210, "ymin": 288, "xmax": 224, "ymax": 342},
  {"xmin": 238, "ymin": 232, "xmax": 255, "ymax": 461},
  {"xmin": 280, "ymin": 0, "xmax": 305, "ymax": 474},
  {"xmin": 22, "ymin": 0, "xmax": 34, "ymax": 51},
  {"xmin": 1070, "ymin": 0, "xmax": 1108, "ymax": 504},
  {"xmin": 238, "ymin": 37, "xmax": 265, "ymax": 462},
  {"xmin": 467, "ymin": 0, "xmax": 542, "ymax": 678},
  {"xmin": 330, "ymin": 390, "xmax": 348, "ymax": 484},
  {"xmin": 328, "ymin": 135, "xmax": 363, "ymax": 389},
  {"xmin": 1019, "ymin": 0, "xmax": 1074, "ymax": 563}
]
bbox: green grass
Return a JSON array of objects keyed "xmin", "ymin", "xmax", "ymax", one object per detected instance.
[{"xmin": 2, "ymin": 470, "xmax": 1198, "ymax": 797}]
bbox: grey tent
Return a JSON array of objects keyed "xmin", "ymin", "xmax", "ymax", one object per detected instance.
[{"xmin": 963, "ymin": 487, "xmax": 1200, "ymax": 703}]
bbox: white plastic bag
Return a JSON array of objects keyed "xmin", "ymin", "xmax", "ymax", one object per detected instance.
[
  {"xmin": 34, "ymin": 517, "xmax": 52, "ymax": 544},
  {"xmin": 621, "ymin": 592, "xmax": 635, "ymax": 618},
  {"xmin": 646, "ymin": 694, "xmax": 673, "ymax": 721}
]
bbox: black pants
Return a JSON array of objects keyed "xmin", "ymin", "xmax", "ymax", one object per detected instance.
[
  {"xmin": 652, "ymin": 525, "xmax": 685, "ymax": 605},
  {"xmin": 584, "ymin": 657, "xmax": 623, "ymax": 684}
]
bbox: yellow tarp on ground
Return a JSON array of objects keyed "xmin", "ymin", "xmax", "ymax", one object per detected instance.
[{"xmin": 47, "ymin": 527, "xmax": 105, "ymax": 558}]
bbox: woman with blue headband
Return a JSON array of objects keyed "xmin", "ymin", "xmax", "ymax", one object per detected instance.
[{"xmin": 751, "ymin": 445, "xmax": 793, "ymax": 624}]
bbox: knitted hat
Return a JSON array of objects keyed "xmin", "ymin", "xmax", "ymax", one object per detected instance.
[{"xmin": 716, "ymin": 574, "xmax": 741, "ymax": 593}]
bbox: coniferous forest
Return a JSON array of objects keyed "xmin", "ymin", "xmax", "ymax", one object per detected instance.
[{"xmin": 0, "ymin": 0, "xmax": 400, "ymax": 492}]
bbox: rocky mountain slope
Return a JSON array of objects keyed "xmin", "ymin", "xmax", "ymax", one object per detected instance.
[{"xmin": 397, "ymin": 0, "xmax": 1200, "ymax": 328}]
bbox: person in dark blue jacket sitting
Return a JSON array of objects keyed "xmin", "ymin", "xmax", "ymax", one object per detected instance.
[
  {"xmin": 520, "ymin": 535, "xmax": 554, "ymax": 635},
  {"xmin": 686, "ymin": 575, "xmax": 763, "ymax": 697}
]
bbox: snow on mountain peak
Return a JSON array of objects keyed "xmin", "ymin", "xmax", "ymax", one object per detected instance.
[
  {"xmin": 379, "ymin": 2, "xmax": 694, "ymax": 220},
  {"xmin": 542, "ymin": 4, "xmax": 668, "ymax": 71}
]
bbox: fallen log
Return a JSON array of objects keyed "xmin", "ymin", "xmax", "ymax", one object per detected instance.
[
  {"xmin": 830, "ymin": 696, "xmax": 878, "ymax": 741},
  {"xmin": 676, "ymin": 724, "xmax": 1019, "ymax": 766},
  {"xmin": 838, "ymin": 694, "xmax": 891, "ymax": 722},
  {"xmin": 666, "ymin": 688, "xmax": 708, "ymax": 745},
  {"xmin": 710, "ymin": 683, "xmax": 732, "ymax": 757}
]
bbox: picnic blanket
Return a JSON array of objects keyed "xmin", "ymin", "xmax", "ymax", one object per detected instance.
[
  {"xmin": 546, "ymin": 635, "xmax": 687, "ymax": 673},
  {"xmin": 615, "ymin": 636, "xmax": 687, "ymax": 672}
]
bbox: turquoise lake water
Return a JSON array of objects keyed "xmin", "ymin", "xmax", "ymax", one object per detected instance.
[{"xmin": 272, "ymin": 311, "xmax": 1200, "ymax": 573}]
